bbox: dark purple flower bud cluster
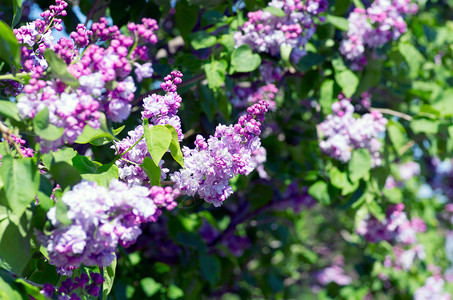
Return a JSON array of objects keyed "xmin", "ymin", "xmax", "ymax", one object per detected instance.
[
  {"xmin": 234, "ymin": 0, "xmax": 327, "ymax": 61},
  {"xmin": 114, "ymin": 72, "xmax": 184, "ymax": 185},
  {"xmin": 319, "ymin": 98, "xmax": 387, "ymax": 167},
  {"xmin": 40, "ymin": 272, "xmax": 105, "ymax": 299},
  {"xmin": 171, "ymin": 101, "xmax": 270, "ymax": 206},
  {"xmin": 39, "ymin": 179, "xmax": 179, "ymax": 272},
  {"xmin": 10, "ymin": 134, "xmax": 34, "ymax": 157},
  {"xmin": 340, "ymin": 0, "xmax": 418, "ymax": 70}
]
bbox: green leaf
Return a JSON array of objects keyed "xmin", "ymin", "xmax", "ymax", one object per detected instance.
[
  {"xmin": 319, "ymin": 79, "xmax": 334, "ymax": 114},
  {"xmin": 280, "ymin": 44, "xmax": 292, "ymax": 64},
  {"xmin": 263, "ymin": 6, "xmax": 286, "ymax": 17},
  {"xmin": 49, "ymin": 162, "xmax": 82, "ymax": 189},
  {"xmin": 52, "ymin": 148, "xmax": 78, "ymax": 165},
  {"xmin": 296, "ymin": 52, "xmax": 326, "ymax": 72},
  {"xmin": 0, "ymin": 268, "xmax": 23, "ymax": 299},
  {"xmin": 348, "ymin": 149, "xmax": 371, "ymax": 182},
  {"xmin": 55, "ymin": 197, "xmax": 72, "ymax": 226},
  {"xmin": 167, "ymin": 284, "xmax": 184, "ymax": 299},
  {"xmin": 204, "ymin": 60, "xmax": 227, "ymax": 90},
  {"xmin": 75, "ymin": 125, "xmax": 113, "ymax": 145},
  {"xmin": 12, "ymin": 0, "xmax": 23, "ymax": 28},
  {"xmin": 81, "ymin": 163, "xmax": 118, "ymax": 187},
  {"xmin": 0, "ymin": 222, "xmax": 31, "ymax": 275},
  {"xmin": 325, "ymin": 15, "xmax": 349, "ymax": 31},
  {"xmin": 199, "ymin": 253, "xmax": 220, "ymax": 286},
  {"xmin": 398, "ymin": 43, "xmax": 424, "ymax": 79},
  {"xmin": 141, "ymin": 156, "xmax": 161, "ymax": 186},
  {"xmin": 102, "ymin": 256, "xmax": 117, "ymax": 300},
  {"xmin": 72, "ymin": 155, "xmax": 97, "ymax": 174},
  {"xmin": 43, "ymin": 49, "xmax": 79, "ymax": 88},
  {"xmin": 143, "ymin": 121, "xmax": 172, "ymax": 163},
  {"xmin": 218, "ymin": 34, "xmax": 235, "ymax": 52},
  {"xmin": 230, "ymin": 44, "xmax": 261, "ymax": 73},
  {"xmin": 0, "ymin": 20, "xmax": 20, "ymax": 67},
  {"xmin": 308, "ymin": 181, "xmax": 331, "ymax": 205},
  {"xmin": 112, "ymin": 125, "xmax": 125, "ymax": 136},
  {"xmin": 164, "ymin": 124, "xmax": 184, "ymax": 167},
  {"xmin": 140, "ymin": 277, "xmax": 161, "ymax": 297},
  {"xmin": 410, "ymin": 118, "xmax": 439, "ymax": 134},
  {"xmin": 335, "ymin": 69, "xmax": 359, "ymax": 98},
  {"xmin": 175, "ymin": 1, "xmax": 198, "ymax": 39},
  {"xmin": 383, "ymin": 188, "xmax": 403, "ymax": 204},
  {"xmin": 0, "ymin": 156, "xmax": 39, "ymax": 217},
  {"xmin": 0, "ymin": 100, "xmax": 20, "ymax": 122},
  {"xmin": 32, "ymin": 107, "xmax": 64, "ymax": 141},
  {"xmin": 387, "ymin": 120, "xmax": 407, "ymax": 153},
  {"xmin": 189, "ymin": 31, "xmax": 217, "ymax": 50}
]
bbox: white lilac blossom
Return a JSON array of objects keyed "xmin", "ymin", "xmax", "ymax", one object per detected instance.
[
  {"xmin": 319, "ymin": 98, "xmax": 387, "ymax": 167},
  {"xmin": 340, "ymin": 0, "xmax": 418, "ymax": 70},
  {"xmin": 234, "ymin": 0, "xmax": 327, "ymax": 61},
  {"xmin": 414, "ymin": 276, "xmax": 451, "ymax": 300},
  {"xmin": 40, "ymin": 179, "xmax": 179, "ymax": 273},
  {"xmin": 171, "ymin": 101, "xmax": 270, "ymax": 206},
  {"xmin": 316, "ymin": 256, "xmax": 352, "ymax": 286},
  {"xmin": 113, "ymin": 71, "xmax": 183, "ymax": 185}
]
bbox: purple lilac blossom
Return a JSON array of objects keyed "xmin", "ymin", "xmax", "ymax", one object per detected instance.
[
  {"xmin": 39, "ymin": 179, "xmax": 179, "ymax": 273},
  {"xmin": 383, "ymin": 244, "xmax": 426, "ymax": 271},
  {"xmin": 319, "ymin": 98, "xmax": 387, "ymax": 167},
  {"xmin": 199, "ymin": 222, "xmax": 251, "ymax": 257},
  {"xmin": 231, "ymin": 83, "xmax": 279, "ymax": 111},
  {"xmin": 113, "ymin": 72, "xmax": 183, "ymax": 185},
  {"xmin": 340, "ymin": 0, "xmax": 418, "ymax": 70},
  {"xmin": 315, "ymin": 256, "xmax": 352, "ymax": 286},
  {"xmin": 171, "ymin": 100, "xmax": 270, "ymax": 206},
  {"xmin": 356, "ymin": 203, "xmax": 426, "ymax": 244},
  {"xmin": 234, "ymin": 0, "xmax": 327, "ymax": 61}
]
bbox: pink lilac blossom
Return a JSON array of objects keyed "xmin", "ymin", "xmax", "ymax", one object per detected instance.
[
  {"xmin": 383, "ymin": 244, "xmax": 426, "ymax": 271},
  {"xmin": 171, "ymin": 101, "xmax": 270, "ymax": 206},
  {"xmin": 113, "ymin": 72, "xmax": 183, "ymax": 185},
  {"xmin": 250, "ymin": 146, "xmax": 270, "ymax": 179},
  {"xmin": 231, "ymin": 84, "xmax": 278, "ymax": 110},
  {"xmin": 39, "ymin": 179, "xmax": 179, "ymax": 273},
  {"xmin": 340, "ymin": 0, "xmax": 418, "ymax": 70},
  {"xmin": 356, "ymin": 203, "xmax": 426, "ymax": 244},
  {"xmin": 319, "ymin": 98, "xmax": 387, "ymax": 167},
  {"xmin": 234, "ymin": 0, "xmax": 327, "ymax": 61},
  {"xmin": 414, "ymin": 276, "xmax": 451, "ymax": 300}
]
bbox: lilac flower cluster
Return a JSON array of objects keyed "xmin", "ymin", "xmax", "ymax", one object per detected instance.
[
  {"xmin": 340, "ymin": 0, "xmax": 418, "ymax": 70},
  {"xmin": 231, "ymin": 83, "xmax": 278, "ymax": 111},
  {"xmin": 10, "ymin": 134, "xmax": 34, "ymax": 157},
  {"xmin": 414, "ymin": 275, "xmax": 451, "ymax": 300},
  {"xmin": 356, "ymin": 203, "xmax": 426, "ymax": 244},
  {"xmin": 171, "ymin": 101, "xmax": 270, "ymax": 206},
  {"xmin": 234, "ymin": 0, "xmax": 327, "ymax": 61},
  {"xmin": 385, "ymin": 161, "xmax": 420, "ymax": 189},
  {"xmin": 259, "ymin": 61, "xmax": 283, "ymax": 83},
  {"xmin": 12, "ymin": 1, "xmax": 159, "ymax": 151},
  {"xmin": 315, "ymin": 256, "xmax": 352, "ymax": 286},
  {"xmin": 40, "ymin": 179, "xmax": 179, "ymax": 273},
  {"xmin": 41, "ymin": 272, "xmax": 104, "ymax": 300},
  {"xmin": 319, "ymin": 98, "xmax": 387, "ymax": 167},
  {"xmin": 13, "ymin": 0, "xmax": 68, "ymax": 71},
  {"xmin": 114, "ymin": 72, "xmax": 184, "ymax": 185},
  {"xmin": 383, "ymin": 244, "xmax": 425, "ymax": 271}
]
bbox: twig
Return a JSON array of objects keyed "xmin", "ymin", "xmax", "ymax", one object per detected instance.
[
  {"xmin": 0, "ymin": 120, "xmax": 24, "ymax": 157},
  {"xmin": 370, "ymin": 107, "xmax": 413, "ymax": 121},
  {"xmin": 131, "ymin": 73, "xmax": 206, "ymax": 106},
  {"xmin": 398, "ymin": 140, "xmax": 415, "ymax": 156},
  {"xmin": 84, "ymin": 0, "xmax": 101, "ymax": 26}
]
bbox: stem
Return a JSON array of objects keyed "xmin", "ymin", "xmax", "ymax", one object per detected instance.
[
  {"xmin": 0, "ymin": 72, "xmax": 30, "ymax": 82},
  {"xmin": 399, "ymin": 140, "xmax": 415, "ymax": 156},
  {"xmin": 370, "ymin": 107, "xmax": 413, "ymax": 121},
  {"xmin": 110, "ymin": 134, "xmax": 144, "ymax": 164},
  {"xmin": 0, "ymin": 120, "xmax": 25, "ymax": 157},
  {"xmin": 119, "ymin": 157, "xmax": 140, "ymax": 166}
]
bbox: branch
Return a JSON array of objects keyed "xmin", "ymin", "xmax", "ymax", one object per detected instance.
[
  {"xmin": 0, "ymin": 120, "xmax": 24, "ymax": 157},
  {"xmin": 370, "ymin": 107, "xmax": 413, "ymax": 121}
]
